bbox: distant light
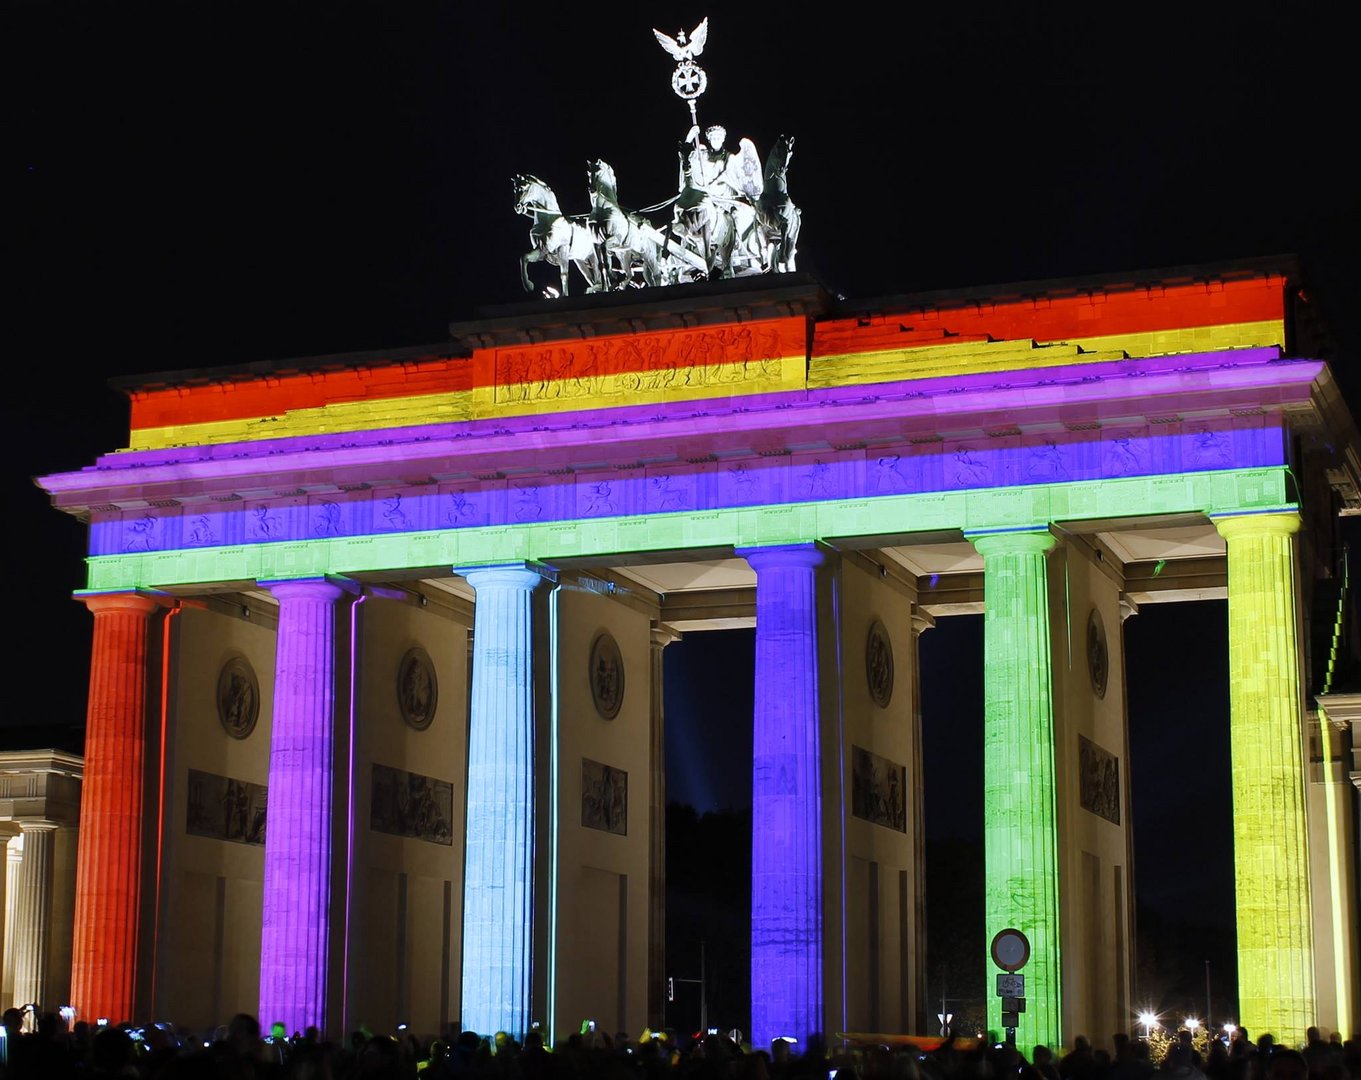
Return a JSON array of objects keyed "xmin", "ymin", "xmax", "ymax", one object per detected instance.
[
  {"xmin": 1138, "ymin": 1012, "xmax": 1159, "ymax": 1030},
  {"xmin": 1185, "ymin": 1018, "xmax": 1200, "ymax": 1032},
  {"xmin": 1223, "ymin": 1023, "xmax": 1237, "ymax": 1035}
]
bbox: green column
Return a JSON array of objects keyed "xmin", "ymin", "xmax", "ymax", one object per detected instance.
[
  {"xmin": 1214, "ymin": 512, "xmax": 1315, "ymax": 1043},
  {"xmin": 970, "ymin": 529, "xmax": 1061, "ymax": 1047}
]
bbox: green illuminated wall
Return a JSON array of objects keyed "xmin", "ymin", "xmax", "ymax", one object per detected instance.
[{"xmin": 1215, "ymin": 512, "xmax": 1315, "ymax": 1044}]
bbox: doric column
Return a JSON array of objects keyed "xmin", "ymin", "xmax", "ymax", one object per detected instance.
[
  {"xmin": 11, "ymin": 823, "xmax": 57, "ymax": 1012},
  {"xmin": 741, "ymin": 544, "xmax": 825, "ymax": 1050},
  {"xmin": 3, "ymin": 832, "xmax": 21, "ymax": 1006},
  {"xmin": 648, "ymin": 624, "xmax": 679, "ymax": 1028},
  {"xmin": 258, "ymin": 577, "xmax": 352, "ymax": 1036},
  {"xmin": 969, "ymin": 529, "xmax": 1061, "ymax": 1047},
  {"xmin": 1214, "ymin": 512, "xmax": 1314, "ymax": 1043},
  {"xmin": 459, "ymin": 565, "xmax": 549, "ymax": 1039},
  {"xmin": 71, "ymin": 591, "xmax": 159, "ymax": 1024}
]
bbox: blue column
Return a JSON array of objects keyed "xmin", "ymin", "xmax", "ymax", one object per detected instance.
[
  {"xmin": 740, "ymin": 544, "xmax": 825, "ymax": 1051},
  {"xmin": 458, "ymin": 565, "xmax": 547, "ymax": 1039}
]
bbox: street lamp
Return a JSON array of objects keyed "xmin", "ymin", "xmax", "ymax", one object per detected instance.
[
  {"xmin": 1138, "ymin": 1012, "xmax": 1159, "ymax": 1040},
  {"xmin": 1185, "ymin": 1018, "xmax": 1201, "ymax": 1033}
]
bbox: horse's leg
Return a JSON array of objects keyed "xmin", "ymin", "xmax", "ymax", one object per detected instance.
[
  {"xmin": 784, "ymin": 209, "xmax": 801, "ymax": 272},
  {"xmin": 521, "ymin": 249, "xmax": 545, "ymax": 292},
  {"xmin": 547, "ymin": 248, "xmax": 569, "ymax": 296}
]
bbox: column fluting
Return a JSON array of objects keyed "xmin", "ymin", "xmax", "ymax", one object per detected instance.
[
  {"xmin": 1215, "ymin": 512, "xmax": 1315, "ymax": 1043},
  {"xmin": 70, "ymin": 592, "xmax": 159, "ymax": 1024},
  {"xmin": 742, "ymin": 544, "xmax": 825, "ymax": 1051},
  {"xmin": 971, "ymin": 529, "xmax": 1062, "ymax": 1047},
  {"xmin": 258, "ymin": 578, "xmax": 349, "ymax": 1036},
  {"xmin": 459, "ymin": 566, "xmax": 543, "ymax": 1039}
]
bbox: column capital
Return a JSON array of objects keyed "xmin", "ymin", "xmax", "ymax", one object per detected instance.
[
  {"xmin": 967, "ymin": 527, "xmax": 1057, "ymax": 558},
  {"xmin": 651, "ymin": 623, "xmax": 682, "ymax": 649},
  {"xmin": 76, "ymin": 590, "xmax": 165, "ymax": 617},
  {"xmin": 736, "ymin": 542, "xmax": 826, "ymax": 572},
  {"xmin": 13, "ymin": 820, "xmax": 61, "ymax": 834},
  {"xmin": 455, "ymin": 562, "xmax": 556, "ymax": 590},
  {"xmin": 258, "ymin": 575, "xmax": 358, "ymax": 602},
  {"xmin": 1212, "ymin": 510, "xmax": 1302, "ymax": 541}
]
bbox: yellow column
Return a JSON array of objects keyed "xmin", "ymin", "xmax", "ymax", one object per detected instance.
[{"xmin": 1215, "ymin": 512, "xmax": 1315, "ymax": 1042}]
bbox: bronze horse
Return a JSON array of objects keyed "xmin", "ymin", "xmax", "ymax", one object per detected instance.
[
  {"xmin": 513, "ymin": 174, "xmax": 602, "ymax": 296},
  {"xmin": 587, "ymin": 160, "xmax": 664, "ymax": 289},
  {"xmin": 756, "ymin": 135, "xmax": 800, "ymax": 273}
]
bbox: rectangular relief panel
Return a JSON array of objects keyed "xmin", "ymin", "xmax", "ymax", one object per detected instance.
[
  {"xmin": 581, "ymin": 758, "xmax": 628, "ymax": 836},
  {"xmin": 1077, "ymin": 735, "xmax": 1120, "ymax": 825},
  {"xmin": 370, "ymin": 764, "xmax": 455, "ymax": 845},
  {"xmin": 851, "ymin": 746, "xmax": 907, "ymax": 833},
  {"xmin": 186, "ymin": 769, "xmax": 267, "ymax": 845}
]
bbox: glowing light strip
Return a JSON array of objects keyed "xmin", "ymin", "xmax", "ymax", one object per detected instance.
[
  {"xmin": 78, "ymin": 467, "xmax": 1293, "ymax": 593},
  {"xmin": 342, "ymin": 592, "xmax": 366, "ymax": 1031},
  {"xmin": 1317, "ymin": 551, "xmax": 1351, "ymax": 1032},
  {"xmin": 1316, "ymin": 702, "xmax": 1351, "ymax": 1030},
  {"xmin": 151, "ymin": 601, "xmax": 183, "ymax": 1015},
  {"xmin": 547, "ymin": 582, "xmax": 561, "ymax": 1044}
]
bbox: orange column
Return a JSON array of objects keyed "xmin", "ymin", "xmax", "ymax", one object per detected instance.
[{"xmin": 70, "ymin": 592, "xmax": 159, "ymax": 1023}]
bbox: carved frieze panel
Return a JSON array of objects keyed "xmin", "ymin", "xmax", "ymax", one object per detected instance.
[
  {"xmin": 851, "ymin": 745, "xmax": 906, "ymax": 832},
  {"xmin": 370, "ymin": 763, "xmax": 454, "ymax": 845},
  {"xmin": 186, "ymin": 768, "xmax": 267, "ymax": 845},
  {"xmin": 1078, "ymin": 735, "xmax": 1120, "ymax": 824},
  {"xmin": 581, "ymin": 758, "xmax": 627, "ymax": 835}
]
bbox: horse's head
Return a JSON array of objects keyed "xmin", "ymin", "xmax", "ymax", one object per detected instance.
[
  {"xmin": 587, "ymin": 159, "xmax": 617, "ymax": 195},
  {"xmin": 513, "ymin": 174, "xmax": 557, "ymax": 216},
  {"xmin": 765, "ymin": 135, "xmax": 794, "ymax": 180}
]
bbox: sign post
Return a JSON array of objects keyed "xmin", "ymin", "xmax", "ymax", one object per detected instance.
[{"xmin": 990, "ymin": 928, "xmax": 1030, "ymax": 1048}]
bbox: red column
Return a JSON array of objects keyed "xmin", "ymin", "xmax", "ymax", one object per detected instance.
[{"xmin": 70, "ymin": 592, "xmax": 159, "ymax": 1023}]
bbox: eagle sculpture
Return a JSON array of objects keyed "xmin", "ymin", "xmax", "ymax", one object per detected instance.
[{"xmin": 652, "ymin": 17, "xmax": 709, "ymax": 62}]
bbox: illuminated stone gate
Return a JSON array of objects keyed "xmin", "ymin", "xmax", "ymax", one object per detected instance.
[{"xmin": 37, "ymin": 260, "xmax": 1360, "ymax": 1047}]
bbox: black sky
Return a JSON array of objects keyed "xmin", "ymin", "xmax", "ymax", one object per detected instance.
[{"xmin": 9, "ymin": 2, "xmax": 1360, "ymax": 1014}]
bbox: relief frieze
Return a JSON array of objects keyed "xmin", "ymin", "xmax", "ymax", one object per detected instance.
[{"xmin": 491, "ymin": 324, "xmax": 787, "ymax": 405}]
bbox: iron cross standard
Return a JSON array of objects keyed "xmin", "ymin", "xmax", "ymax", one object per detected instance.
[{"xmin": 654, "ymin": 17, "xmax": 709, "ymax": 128}]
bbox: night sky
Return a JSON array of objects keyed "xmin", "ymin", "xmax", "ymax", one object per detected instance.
[{"xmin": 11, "ymin": 3, "xmax": 1360, "ymax": 1020}]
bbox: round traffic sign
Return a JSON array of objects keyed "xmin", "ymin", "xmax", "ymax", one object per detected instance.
[{"xmin": 990, "ymin": 927, "xmax": 1030, "ymax": 971}]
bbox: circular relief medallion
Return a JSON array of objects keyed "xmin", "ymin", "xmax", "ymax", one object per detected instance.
[
  {"xmin": 216, "ymin": 656, "xmax": 259, "ymax": 740},
  {"xmin": 866, "ymin": 619, "xmax": 894, "ymax": 708},
  {"xmin": 396, "ymin": 646, "xmax": 438, "ymax": 731},
  {"xmin": 1087, "ymin": 608, "xmax": 1109, "ymax": 700},
  {"xmin": 589, "ymin": 632, "xmax": 625, "ymax": 720}
]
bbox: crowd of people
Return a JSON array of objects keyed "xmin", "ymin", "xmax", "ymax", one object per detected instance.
[{"xmin": 0, "ymin": 1008, "xmax": 1356, "ymax": 1080}]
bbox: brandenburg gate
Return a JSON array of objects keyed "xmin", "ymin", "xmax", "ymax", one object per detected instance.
[{"xmin": 36, "ymin": 260, "xmax": 1360, "ymax": 1047}]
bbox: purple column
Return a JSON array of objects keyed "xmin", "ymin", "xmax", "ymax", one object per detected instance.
[
  {"xmin": 458, "ymin": 565, "xmax": 546, "ymax": 1039},
  {"xmin": 740, "ymin": 544, "xmax": 825, "ymax": 1051},
  {"xmin": 259, "ymin": 577, "xmax": 350, "ymax": 1035}
]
